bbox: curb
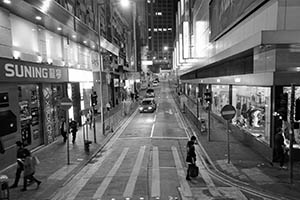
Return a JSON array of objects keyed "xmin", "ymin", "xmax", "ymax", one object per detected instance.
[{"xmin": 60, "ymin": 107, "xmax": 138, "ymax": 187}]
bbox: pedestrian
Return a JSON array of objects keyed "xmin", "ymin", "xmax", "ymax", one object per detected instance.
[
  {"xmin": 21, "ymin": 149, "xmax": 41, "ymax": 191},
  {"xmin": 271, "ymin": 128, "xmax": 287, "ymax": 169},
  {"xmin": 186, "ymin": 136, "xmax": 197, "ymax": 180},
  {"xmin": 10, "ymin": 141, "xmax": 27, "ymax": 188},
  {"xmin": 69, "ymin": 119, "xmax": 78, "ymax": 144},
  {"xmin": 60, "ymin": 117, "xmax": 67, "ymax": 143}
]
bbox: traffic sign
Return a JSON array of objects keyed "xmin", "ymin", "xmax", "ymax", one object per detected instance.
[
  {"xmin": 60, "ymin": 97, "xmax": 72, "ymax": 110},
  {"xmin": 221, "ymin": 105, "xmax": 236, "ymax": 120}
]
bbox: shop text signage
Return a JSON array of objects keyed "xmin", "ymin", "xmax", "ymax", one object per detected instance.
[{"xmin": 0, "ymin": 58, "xmax": 68, "ymax": 82}]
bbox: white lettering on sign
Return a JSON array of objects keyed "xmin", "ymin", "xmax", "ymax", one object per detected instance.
[{"xmin": 4, "ymin": 63, "xmax": 62, "ymax": 80}]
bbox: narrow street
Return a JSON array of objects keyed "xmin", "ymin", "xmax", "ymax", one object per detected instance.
[{"xmin": 49, "ymin": 82, "xmax": 277, "ymax": 200}]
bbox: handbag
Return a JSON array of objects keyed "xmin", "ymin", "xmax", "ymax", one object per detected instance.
[{"xmin": 189, "ymin": 164, "xmax": 199, "ymax": 178}]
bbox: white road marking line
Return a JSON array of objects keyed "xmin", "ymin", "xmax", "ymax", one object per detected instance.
[
  {"xmin": 123, "ymin": 146, "xmax": 146, "ymax": 198},
  {"xmin": 154, "ymin": 114, "xmax": 157, "ymax": 122},
  {"xmin": 150, "ymin": 123, "xmax": 155, "ymax": 138},
  {"xmin": 171, "ymin": 146, "xmax": 192, "ymax": 197},
  {"xmin": 117, "ymin": 136, "xmax": 188, "ymax": 140},
  {"xmin": 194, "ymin": 146, "xmax": 221, "ymax": 197},
  {"xmin": 151, "ymin": 136, "xmax": 187, "ymax": 140},
  {"xmin": 51, "ymin": 148, "xmax": 113, "ymax": 200},
  {"xmin": 93, "ymin": 148, "xmax": 129, "ymax": 199},
  {"xmin": 151, "ymin": 146, "xmax": 160, "ymax": 198},
  {"xmin": 48, "ymin": 163, "xmax": 79, "ymax": 180}
]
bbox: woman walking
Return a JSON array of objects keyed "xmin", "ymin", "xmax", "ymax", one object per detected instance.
[{"xmin": 21, "ymin": 149, "xmax": 41, "ymax": 191}]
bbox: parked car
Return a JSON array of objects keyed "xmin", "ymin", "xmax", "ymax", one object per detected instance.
[
  {"xmin": 145, "ymin": 88, "xmax": 155, "ymax": 98},
  {"xmin": 152, "ymin": 80, "xmax": 159, "ymax": 87},
  {"xmin": 139, "ymin": 98, "xmax": 157, "ymax": 113}
]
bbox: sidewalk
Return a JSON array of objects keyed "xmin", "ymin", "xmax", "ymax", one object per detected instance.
[
  {"xmin": 176, "ymin": 92, "xmax": 300, "ymax": 200},
  {"xmin": 1, "ymin": 101, "xmax": 138, "ymax": 200}
]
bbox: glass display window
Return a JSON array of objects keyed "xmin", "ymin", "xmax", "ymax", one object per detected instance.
[
  {"xmin": 18, "ymin": 84, "xmax": 42, "ymax": 148},
  {"xmin": 211, "ymin": 85, "xmax": 229, "ymax": 116},
  {"xmin": 232, "ymin": 86, "xmax": 271, "ymax": 144},
  {"xmin": 283, "ymin": 86, "xmax": 300, "ymax": 148}
]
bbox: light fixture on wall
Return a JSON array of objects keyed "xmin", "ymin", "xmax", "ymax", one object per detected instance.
[
  {"xmin": 35, "ymin": 16, "xmax": 42, "ymax": 20},
  {"xmin": 57, "ymin": 27, "xmax": 62, "ymax": 31},
  {"xmin": 3, "ymin": 0, "xmax": 11, "ymax": 4},
  {"xmin": 234, "ymin": 78, "xmax": 241, "ymax": 83}
]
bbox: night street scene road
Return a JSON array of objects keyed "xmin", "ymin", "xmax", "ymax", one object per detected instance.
[{"xmin": 1, "ymin": 0, "xmax": 300, "ymax": 200}]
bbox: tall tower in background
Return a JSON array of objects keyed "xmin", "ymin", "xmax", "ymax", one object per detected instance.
[{"xmin": 147, "ymin": 0, "xmax": 176, "ymax": 73}]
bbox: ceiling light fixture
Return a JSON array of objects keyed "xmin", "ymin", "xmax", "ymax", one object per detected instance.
[
  {"xmin": 35, "ymin": 16, "xmax": 42, "ymax": 20},
  {"xmin": 3, "ymin": 0, "xmax": 11, "ymax": 4}
]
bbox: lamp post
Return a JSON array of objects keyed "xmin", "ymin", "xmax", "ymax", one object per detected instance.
[{"xmin": 97, "ymin": 2, "xmax": 105, "ymax": 136}]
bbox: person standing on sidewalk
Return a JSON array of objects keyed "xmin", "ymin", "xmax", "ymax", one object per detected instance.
[
  {"xmin": 272, "ymin": 128, "xmax": 287, "ymax": 169},
  {"xmin": 69, "ymin": 119, "xmax": 78, "ymax": 144},
  {"xmin": 10, "ymin": 141, "xmax": 27, "ymax": 188},
  {"xmin": 60, "ymin": 117, "xmax": 67, "ymax": 143},
  {"xmin": 186, "ymin": 136, "xmax": 197, "ymax": 180},
  {"xmin": 21, "ymin": 149, "xmax": 41, "ymax": 191}
]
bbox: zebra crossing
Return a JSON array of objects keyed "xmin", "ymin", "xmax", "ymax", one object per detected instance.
[{"xmin": 50, "ymin": 145, "xmax": 248, "ymax": 200}]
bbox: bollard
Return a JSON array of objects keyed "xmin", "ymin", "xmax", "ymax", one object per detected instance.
[{"xmin": 0, "ymin": 175, "xmax": 9, "ymax": 200}]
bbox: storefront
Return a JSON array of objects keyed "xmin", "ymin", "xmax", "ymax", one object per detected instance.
[{"xmin": 0, "ymin": 58, "xmax": 68, "ymax": 170}]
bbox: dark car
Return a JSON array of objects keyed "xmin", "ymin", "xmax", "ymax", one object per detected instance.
[
  {"xmin": 139, "ymin": 98, "xmax": 157, "ymax": 113},
  {"xmin": 145, "ymin": 88, "xmax": 155, "ymax": 98}
]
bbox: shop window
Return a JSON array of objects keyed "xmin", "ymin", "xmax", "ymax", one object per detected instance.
[
  {"xmin": 211, "ymin": 85, "xmax": 229, "ymax": 116},
  {"xmin": 232, "ymin": 86, "xmax": 271, "ymax": 144},
  {"xmin": 283, "ymin": 87, "xmax": 300, "ymax": 148},
  {"xmin": 18, "ymin": 84, "xmax": 42, "ymax": 148}
]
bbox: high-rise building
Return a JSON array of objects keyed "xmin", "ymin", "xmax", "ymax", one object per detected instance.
[{"xmin": 147, "ymin": 0, "xmax": 177, "ymax": 72}]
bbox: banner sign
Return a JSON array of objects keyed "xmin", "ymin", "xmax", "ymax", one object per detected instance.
[
  {"xmin": 0, "ymin": 58, "xmax": 68, "ymax": 83},
  {"xmin": 209, "ymin": 0, "xmax": 269, "ymax": 41}
]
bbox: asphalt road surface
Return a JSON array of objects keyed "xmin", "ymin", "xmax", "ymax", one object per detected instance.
[{"xmin": 50, "ymin": 82, "xmax": 277, "ymax": 200}]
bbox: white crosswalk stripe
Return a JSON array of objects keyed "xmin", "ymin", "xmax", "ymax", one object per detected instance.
[
  {"xmin": 123, "ymin": 146, "xmax": 146, "ymax": 198},
  {"xmin": 93, "ymin": 148, "xmax": 129, "ymax": 199},
  {"xmin": 151, "ymin": 146, "xmax": 160, "ymax": 198}
]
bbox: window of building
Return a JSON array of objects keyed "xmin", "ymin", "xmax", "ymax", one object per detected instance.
[
  {"xmin": 232, "ymin": 86, "xmax": 271, "ymax": 144},
  {"xmin": 11, "ymin": 15, "xmax": 39, "ymax": 55},
  {"xmin": 211, "ymin": 85, "xmax": 229, "ymax": 116}
]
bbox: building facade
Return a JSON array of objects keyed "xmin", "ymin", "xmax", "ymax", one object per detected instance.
[
  {"xmin": 147, "ymin": 0, "xmax": 176, "ymax": 72},
  {"xmin": 0, "ymin": 0, "xmax": 140, "ymax": 170},
  {"xmin": 173, "ymin": 0, "xmax": 300, "ymax": 161}
]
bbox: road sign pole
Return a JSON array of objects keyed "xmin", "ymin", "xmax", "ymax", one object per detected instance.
[
  {"xmin": 207, "ymin": 103, "xmax": 211, "ymax": 142},
  {"xmin": 60, "ymin": 97, "xmax": 73, "ymax": 165},
  {"xmin": 220, "ymin": 105, "xmax": 236, "ymax": 164},
  {"xmin": 227, "ymin": 120, "xmax": 230, "ymax": 163},
  {"xmin": 66, "ymin": 110, "xmax": 70, "ymax": 165}
]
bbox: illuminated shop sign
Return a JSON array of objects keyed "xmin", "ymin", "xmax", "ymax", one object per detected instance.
[
  {"xmin": 0, "ymin": 58, "xmax": 68, "ymax": 82},
  {"xmin": 5, "ymin": 64, "xmax": 62, "ymax": 79}
]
